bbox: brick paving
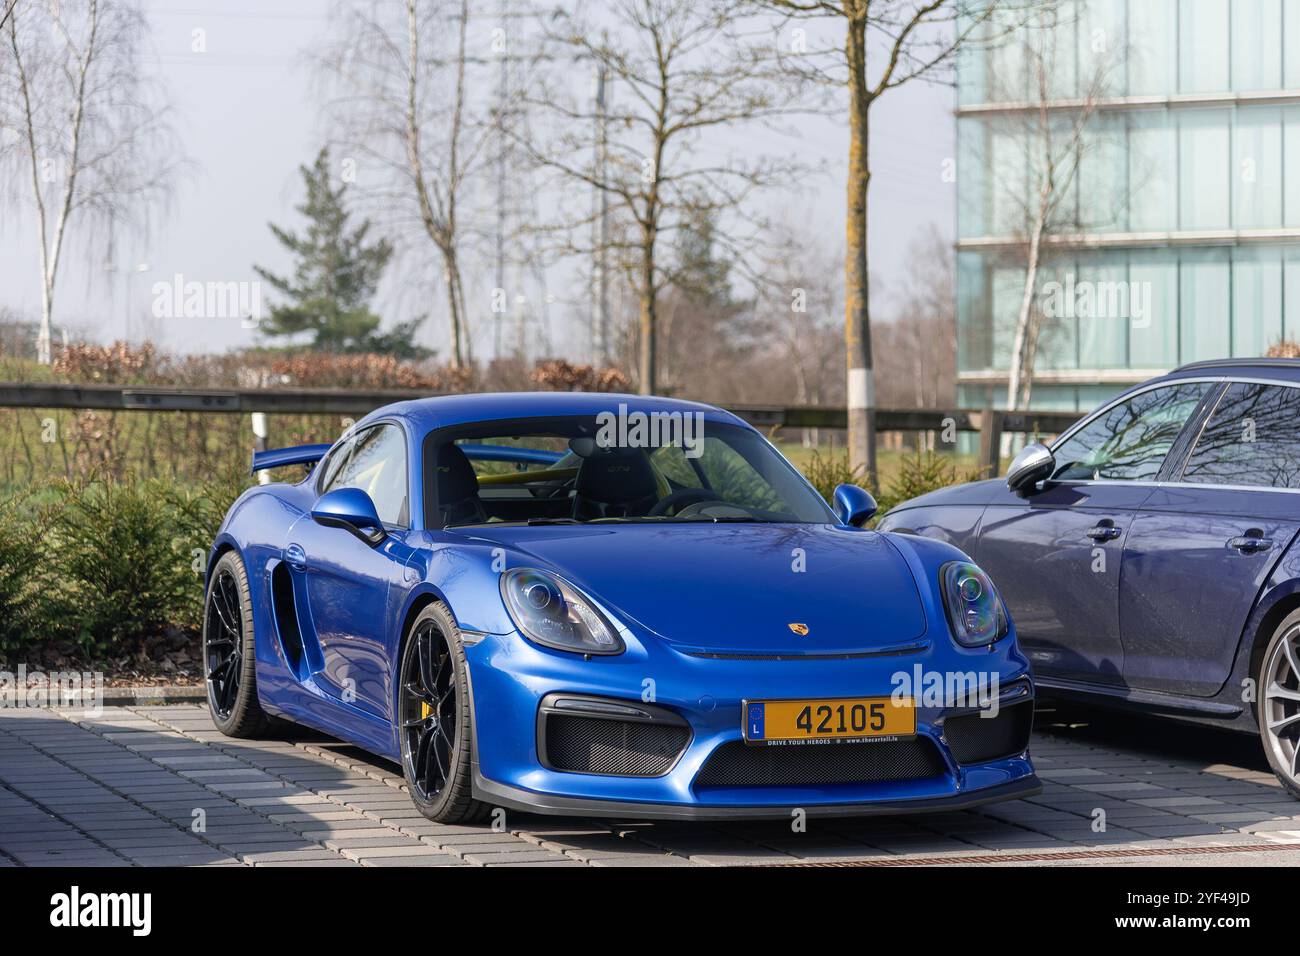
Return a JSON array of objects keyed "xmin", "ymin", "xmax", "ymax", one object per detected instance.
[{"xmin": 1, "ymin": 702, "xmax": 1299, "ymax": 867}]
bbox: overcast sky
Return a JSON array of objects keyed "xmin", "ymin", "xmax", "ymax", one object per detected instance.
[{"xmin": 0, "ymin": 0, "xmax": 956, "ymax": 360}]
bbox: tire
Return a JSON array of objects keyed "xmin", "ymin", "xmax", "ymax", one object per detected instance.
[
  {"xmin": 1257, "ymin": 609, "xmax": 1300, "ymax": 800},
  {"xmin": 203, "ymin": 549, "xmax": 271, "ymax": 738},
  {"xmin": 397, "ymin": 602, "xmax": 489, "ymax": 824}
]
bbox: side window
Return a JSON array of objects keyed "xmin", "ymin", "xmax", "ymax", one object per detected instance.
[
  {"xmin": 317, "ymin": 436, "xmax": 354, "ymax": 492},
  {"xmin": 326, "ymin": 424, "xmax": 409, "ymax": 526},
  {"xmin": 1181, "ymin": 383, "xmax": 1300, "ymax": 489},
  {"xmin": 1050, "ymin": 382, "xmax": 1213, "ymax": 482}
]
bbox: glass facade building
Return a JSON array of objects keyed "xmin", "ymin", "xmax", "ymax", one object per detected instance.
[{"xmin": 956, "ymin": 0, "xmax": 1300, "ymax": 412}]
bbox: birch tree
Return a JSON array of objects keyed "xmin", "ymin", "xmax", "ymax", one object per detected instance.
[
  {"xmin": 319, "ymin": 0, "xmax": 493, "ymax": 368},
  {"xmin": 754, "ymin": 0, "xmax": 1026, "ymax": 485},
  {"xmin": 1, "ymin": 0, "xmax": 178, "ymax": 363},
  {"xmin": 522, "ymin": 0, "xmax": 810, "ymax": 395},
  {"xmin": 996, "ymin": 26, "xmax": 1110, "ymax": 411}
]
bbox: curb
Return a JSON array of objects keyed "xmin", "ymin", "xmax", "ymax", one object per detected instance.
[{"xmin": 101, "ymin": 685, "xmax": 206, "ymax": 706}]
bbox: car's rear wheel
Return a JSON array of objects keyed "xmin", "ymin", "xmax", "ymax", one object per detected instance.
[
  {"xmin": 398, "ymin": 603, "xmax": 488, "ymax": 823},
  {"xmin": 1259, "ymin": 610, "xmax": 1300, "ymax": 799},
  {"xmin": 204, "ymin": 550, "xmax": 270, "ymax": 738}
]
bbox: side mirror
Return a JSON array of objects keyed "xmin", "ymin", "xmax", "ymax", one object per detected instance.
[
  {"xmin": 311, "ymin": 488, "xmax": 386, "ymax": 545},
  {"xmin": 833, "ymin": 483, "xmax": 878, "ymax": 527},
  {"xmin": 1006, "ymin": 442, "xmax": 1055, "ymax": 496}
]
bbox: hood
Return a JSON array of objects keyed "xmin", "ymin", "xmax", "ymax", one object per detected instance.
[
  {"xmin": 455, "ymin": 523, "xmax": 929, "ymax": 655},
  {"xmin": 887, "ymin": 477, "xmax": 1004, "ymax": 514}
]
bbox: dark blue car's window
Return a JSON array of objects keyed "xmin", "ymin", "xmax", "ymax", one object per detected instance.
[
  {"xmin": 1181, "ymin": 383, "xmax": 1300, "ymax": 489},
  {"xmin": 1050, "ymin": 382, "xmax": 1213, "ymax": 482}
]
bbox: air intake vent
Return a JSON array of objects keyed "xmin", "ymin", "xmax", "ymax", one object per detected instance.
[
  {"xmin": 543, "ymin": 714, "xmax": 690, "ymax": 777},
  {"xmin": 695, "ymin": 737, "xmax": 947, "ymax": 789},
  {"xmin": 943, "ymin": 701, "xmax": 1034, "ymax": 764}
]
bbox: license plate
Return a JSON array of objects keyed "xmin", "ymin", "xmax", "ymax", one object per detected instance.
[{"xmin": 743, "ymin": 697, "xmax": 915, "ymax": 745}]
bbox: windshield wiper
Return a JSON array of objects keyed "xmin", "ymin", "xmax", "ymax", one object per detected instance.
[{"xmin": 524, "ymin": 517, "xmax": 582, "ymax": 525}]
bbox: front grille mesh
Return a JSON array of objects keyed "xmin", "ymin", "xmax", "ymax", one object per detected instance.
[
  {"xmin": 694, "ymin": 737, "xmax": 947, "ymax": 788},
  {"xmin": 943, "ymin": 702, "xmax": 1034, "ymax": 764},
  {"xmin": 544, "ymin": 715, "xmax": 689, "ymax": 777}
]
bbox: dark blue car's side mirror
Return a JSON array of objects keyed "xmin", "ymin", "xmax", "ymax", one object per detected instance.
[
  {"xmin": 1006, "ymin": 442, "xmax": 1055, "ymax": 497},
  {"xmin": 311, "ymin": 488, "xmax": 386, "ymax": 545},
  {"xmin": 833, "ymin": 483, "xmax": 878, "ymax": 527}
]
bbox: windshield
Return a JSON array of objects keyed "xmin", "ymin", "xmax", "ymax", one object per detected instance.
[{"xmin": 425, "ymin": 417, "xmax": 835, "ymax": 528}]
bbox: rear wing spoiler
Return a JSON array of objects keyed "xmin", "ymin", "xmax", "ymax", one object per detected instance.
[{"xmin": 251, "ymin": 443, "xmax": 332, "ymax": 475}]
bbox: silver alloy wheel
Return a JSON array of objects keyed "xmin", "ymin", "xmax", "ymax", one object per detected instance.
[{"xmin": 1263, "ymin": 623, "xmax": 1300, "ymax": 783}]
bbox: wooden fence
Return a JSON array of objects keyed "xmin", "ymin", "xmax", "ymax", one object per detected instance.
[{"xmin": 0, "ymin": 383, "xmax": 1084, "ymax": 476}]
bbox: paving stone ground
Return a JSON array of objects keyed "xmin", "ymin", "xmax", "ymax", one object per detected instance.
[{"xmin": 2, "ymin": 701, "xmax": 1300, "ymax": 867}]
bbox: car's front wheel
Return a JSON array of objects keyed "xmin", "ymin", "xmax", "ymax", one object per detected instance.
[
  {"xmin": 397, "ymin": 602, "xmax": 488, "ymax": 823},
  {"xmin": 203, "ymin": 550, "xmax": 271, "ymax": 738},
  {"xmin": 1259, "ymin": 609, "xmax": 1300, "ymax": 799}
]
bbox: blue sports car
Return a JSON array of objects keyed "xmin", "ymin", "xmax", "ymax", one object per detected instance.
[
  {"xmin": 877, "ymin": 358, "xmax": 1300, "ymax": 799},
  {"xmin": 204, "ymin": 392, "xmax": 1038, "ymax": 821}
]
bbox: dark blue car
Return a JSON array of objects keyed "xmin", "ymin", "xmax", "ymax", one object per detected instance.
[{"xmin": 877, "ymin": 358, "xmax": 1300, "ymax": 799}]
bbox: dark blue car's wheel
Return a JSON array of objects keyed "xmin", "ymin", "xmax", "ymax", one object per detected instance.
[
  {"xmin": 203, "ymin": 550, "xmax": 270, "ymax": 738},
  {"xmin": 398, "ymin": 603, "xmax": 488, "ymax": 823},
  {"xmin": 1260, "ymin": 611, "xmax": 1300, "ymax": 799}
]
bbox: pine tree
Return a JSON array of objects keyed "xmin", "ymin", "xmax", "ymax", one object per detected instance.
[{"xmin": 254, "ymin": 148, "xmax": 422, "ymax": 354}]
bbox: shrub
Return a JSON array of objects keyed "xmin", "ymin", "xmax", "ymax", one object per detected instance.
[
  {"xmin": 34, "ymin": 475, "xmax": 239, "ymax": 656},
  {"xmin": 0, "ymin": 487, "xmax": 42, "ymax": 655},
  {"xmin": 879, "ymin": 449, "xmax": 987, "ymax": 515},
  {"xmin": 801, "ymin": 447, "xmax": 986, "ymax": 519}
]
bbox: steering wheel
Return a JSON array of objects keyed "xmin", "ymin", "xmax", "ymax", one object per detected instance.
[{"xmin": 647, "ymin": 487, "xmax": 719, "ymax": 517}]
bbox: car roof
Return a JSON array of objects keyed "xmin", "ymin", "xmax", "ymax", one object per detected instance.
[
  {"xmin": 1162, "ymin": 357, "xmax": 1300, "ymax": 385},
  {"xmin": 353, "ymin": 391, "xmax": 743, "ymax": 434}
]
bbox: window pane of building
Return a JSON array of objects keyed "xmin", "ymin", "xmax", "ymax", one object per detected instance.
[
  {"xmin": 1035, "ymin": 261, "xmax": 1080, "ymax": 370},
  {"xmin": 1284, "ymin": 249, "xmax": 1300, "ymax": 342},
  {"xmin": 1180, "ymin": 252, "xmax": 1231, "ymax": 361},
  {"xmin": 1181, "ymin": 383, "xmax": 1300, "ymax": 487},
  {"xmin": 1076, "ymin": 257, "xmax": 1130, "ymax": 367},
  {"xmin": 1179, "ymin": 0, "xmax": 1230, "ymax": 93},
  {"xmin": 991, "ymin": 266, "xmax": 1026, "ymax": 371},
  {"xmin": 1285, "ymin": 109, "xmax": 1300, "ymax": 227},
  {"xmin": 1231, "ymin": 250, "xmax": 1283, "ymax": 356},
  {"xmin": 1129, "ymin": 113, "xmax": 1177, "ymax": 231},
  {"xmin": 1285, "ymin": 0, "xmax": 1300, "ymax": 88},
  {"xmin": 1232, "ymin": 0, "xmax": 1283, "ymax": 90},
  {"xmin": 1079, "ymin": 114, "xmax": 1128, "ymax": 232},
  {"xmin": 1130, "ymin": 255, "xmax": 1179, "ymax": 366},
  {"xmin": 990, "ymin": 122, "xmax": 1028, "ymax": 235},
  {"xmin": 1178, "ymin": 113, "xmax": 1230, "ymax": 229},
  {"xmin": 1077, "ymin": 0, "xmax": 1127, "ymax": 97},
  {"xmin": 1129, "ymin": 0, "xmax": 1178, "ymax": 94},
  {"xmin": 1233, "ymin": 108, "xmax": 1283, "ymax": 228}
]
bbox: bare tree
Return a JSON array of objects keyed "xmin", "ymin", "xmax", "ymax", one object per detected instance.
[
  {"xmin": 319, "ymin": 0, "xmax": 499, "ymax": 368},
  {"xmin": 1, "ymin": 0, "xmax": 178, "ymax": 364},
  {"xmin": 521, "ymin": 0, "xmax": 810, "ymax": 394},
  {"xmin": 753, "ymin": 0, "xmax": 1028, "ymax": 485},
  {"xmin": 993, "ymin": 21, "xmax": 1112, "ymax": 411}
]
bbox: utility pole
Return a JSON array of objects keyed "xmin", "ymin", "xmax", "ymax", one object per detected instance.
[{"xmin": 494, "ymin": 0, "xmax": 510, "ymax": 360}]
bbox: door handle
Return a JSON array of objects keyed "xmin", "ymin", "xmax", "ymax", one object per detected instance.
[
  {"xmin": 1228, "ymin": 534, "xmax": 1272, "ymax": 554},
  {"xmin": 1085, "ymin": 523, "xmax": 1122, "ymax": 541},
  {"xmin": 285, "ymin": 543, "xmax": 307, "ymax": 570}
]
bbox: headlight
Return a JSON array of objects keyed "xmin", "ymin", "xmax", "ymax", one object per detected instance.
[
  {"xmin": 939, "ymin": 561, "xmax": 1008, "ymax": 647},
  {"xmin": 500, "ymin": 568, "xmax": 624, "ymax": 655}
]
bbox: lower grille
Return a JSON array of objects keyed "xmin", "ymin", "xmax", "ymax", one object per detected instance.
[
  {"xmin": 694, "ymin": 737, "xmax": 947, "ymax": 788},
  {"xmin": 943, "ymin": 702, "xmax": 1034, "ymax": 764},
  {"xmin": 544, "ymin": 714, "xmax": 689, "ymax": 777}
]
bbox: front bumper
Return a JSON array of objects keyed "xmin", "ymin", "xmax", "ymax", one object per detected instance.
[{"xmin": 465, "ymin": 629, "xmax": 1039, "ymax": 819}]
